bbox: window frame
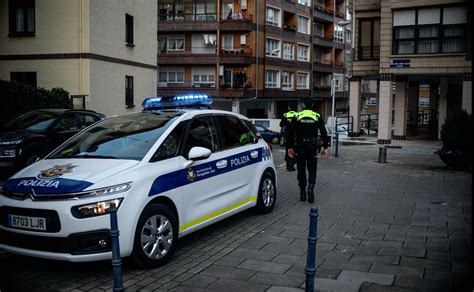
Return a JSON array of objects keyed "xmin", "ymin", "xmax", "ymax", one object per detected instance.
[
  {"xmin": 297, "ymin": 15, "xmax": 310, "ymax": 34},
  {"xmin": 282, "ymin": 42, "xmax": 294, "ymax": 60},
  {"xmin": 266, "ymin": 6, "xmax": 281, "ymax": 27},
  {"xmin": 8, "ymin": 0, "xmax": 35, "ymax": 36},
  {"xmin": 281, "ymin": 71, "xmax": 294, "ymax": 91},
  {"xmin": 297, "ymin": 43, "xmax": 310, "ymax": 62},
  {"xmin": 297, "ymin": 72, "xmax": 309, "ymax": 89},
  {"xmin": 392, "ymin": 6, "xmax": 466, "ymax": 55},
  {"xmin": 125, "ymin": 75, "xmax": 134, "ymax": 108},
  {"xmin": 125, "ymin": 13, "xmax": 134, "ymax": 46},
  {"xmin": 265, "ymin": 69, "xmax": 280, "ymax": 88},
  {"xmin": 265, "ymin": 38, "xmax": 281, "ymax": 58}
]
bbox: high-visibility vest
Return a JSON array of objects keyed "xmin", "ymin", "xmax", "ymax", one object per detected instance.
[{"xmin": 297, "ymin": 109, "xmax": 320, "ymax": 121}]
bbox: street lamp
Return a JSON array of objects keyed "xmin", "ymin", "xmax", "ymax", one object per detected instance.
[{"xmin": 330, "ymin": 19, "xmax": 351, "ymax": 156}]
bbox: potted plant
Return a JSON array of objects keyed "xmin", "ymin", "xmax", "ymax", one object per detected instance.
[{"xmin": 435, "ymin": 109, "xmax": 472, "ymax": 170}]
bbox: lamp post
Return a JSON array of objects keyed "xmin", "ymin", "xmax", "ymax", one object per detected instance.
[{"xmin": 330, "ymin": 18, "xmax": 351, "ymax": 156}]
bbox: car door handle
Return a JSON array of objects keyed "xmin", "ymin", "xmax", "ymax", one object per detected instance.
[
  {"xmin": 216, "ymin": 160, "xmax": 227, "ymax": 169},
  {"xmin": 250, "ymin": 151, "xmax": 259, "ymax": 158}
]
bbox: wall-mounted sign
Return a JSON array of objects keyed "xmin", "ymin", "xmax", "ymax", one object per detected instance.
[{"xmin": 390, "ymin": 60, "xmax": 411, "ymax": 68}]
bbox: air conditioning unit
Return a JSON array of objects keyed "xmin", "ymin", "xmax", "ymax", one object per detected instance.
[
  {"xmin": 240, "ymin": 34, "xmax": 247, "ymax": 45},
  {"xmin": 241, "ymin": 0, "xmax": 247, "ymax": 10}
]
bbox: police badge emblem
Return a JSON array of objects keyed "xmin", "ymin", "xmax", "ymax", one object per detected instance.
[
  {"xmin": 37, "ymin": 164, "xmax": 77, "ymax": 180},
  {"xmin": 186, "ymin": 167, "xmax": 196, "ymax": 182}
]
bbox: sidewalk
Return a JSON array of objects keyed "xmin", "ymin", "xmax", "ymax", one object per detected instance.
[{"xmin": 0, "ymin": 140, "xmax": 471, "ymax": 291}]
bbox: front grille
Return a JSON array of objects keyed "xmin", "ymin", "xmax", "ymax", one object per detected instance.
[
  {"xmin": 0, "ymin": 229, "xmax": 111, "ymax": 255},
  {"xmin": 0, "ymin": 206, "xmax": 61, "ymax": 232}
]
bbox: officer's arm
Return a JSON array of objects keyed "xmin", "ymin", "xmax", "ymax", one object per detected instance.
[
  {"xmin": 279, "ymin": 118, "xmax": 285, "ymax": 128},
  {"xmin": 318, "ymin": 120, "xmax": 329, "ymax": 149}
]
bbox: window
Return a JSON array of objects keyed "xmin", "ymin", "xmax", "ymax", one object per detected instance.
[
  {"xmin": 359, "ymin": 18, "xmax": 380, "ymax": 60},
  {"xmin": 193, "ymin": 0, "xmax": 216, "ymax": 20},
  {"xmin": 125, "ymin": 14, "xmax": 134, "ymax": 46},
  {"xmin": 419, "ymin": 97, "xmax": 430, "ymax": 107},
  {"xmin": 298, "ymin": 16, "xmax": 309, "ymax": 34},
  {"xmin": 53, "ymin": 114, "xmax": 77, "ymax": 132},
  {"xmin": 125, "ymin": 76, "xmax": 134, "ymax": 107},
  {"xmin": 8, "ymin": 0, "xmax": 35, "ymax": 36},
  {"xmin": 297, "ymin": 44, "xmax": 309, "ymax": 61},
  {"xmin": 10, "ymin": 72, "xmax": 37, "ymax": 87},
  {"xmin": 297, "ymin": 72, "xmax": 309, "ymax": 89},
  {"xmin": 334, "ymin": 74, "xmax": 343, "ymax": 92},
  {"xmin": 159, "ymin": 67, "xmax": 185, "ymax": 84},
  {"xmin": 265, "ymin": 70, "xmax": 279, "ymax": 88},
  {"xmin": 151, "ymin": 121, "xmax": 187, "ymax": 162},
  {"xmin": 168, "ymin": 36, "xmax": 185, "ymax": 51},
  {"xmin": 266, "ymin": 6, "xmax": 280, "ymax": 27},
  {"xmin": 281, "ymin": 72, "xmax": 294, "ymax": 91},
  {"xmin": 314, "ymin": 22, "xmax": 324, "ymax": 38},
  {"xmin": 192, "ymin": 67, "xmax": 215, "ymax": 87},
  {"xmin": 221, "ymin": 34, "xmax": 233, "ymax": 50},
  {"xmin": 297, "ymin": 0, "xmax": 309, "ymax": 7},
  {"xmin": 393, "ymin": 6, "xmax": 466, "ymax": 55},
  {"xmin": 282, "ymin": 42, "xmax": 294, "ymax": 60},
  {"xmin": 215, "ymin": 115, "xmax": 255, "ymax": 149},
  {"xmin": 184, "ymin": 116, "xmax": 219, "ymax": 155},
  {"xmin": 78, "ymin": 114, "xmax": 99, "ymax": 129},
  {"xmin": 366, "ymin": 97, "xmax": 377, "ymax": 105},
  {"xmin": 334, "ymin": 25, "xmax": 344, "ymax": 43},
  {"xmin": 266, "ymin": 38, "xmax": 281, "ymax": 57},
  {"xmin": 192, "ymin": 34, "xmax": 216, "ymax": 53}
]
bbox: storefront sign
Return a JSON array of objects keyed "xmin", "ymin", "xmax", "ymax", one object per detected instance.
[{"xmin": 390, "ymin": 60, "xmax": 411, "ymax": 68}]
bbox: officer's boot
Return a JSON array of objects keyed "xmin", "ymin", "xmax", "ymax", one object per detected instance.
[
  {"xmin": 300, "ymin": 188, "xmax": 306, "ymax": 201},
  {"xmin": 307, "ymin": 184, "xmax": 315, "ymax": 203}
]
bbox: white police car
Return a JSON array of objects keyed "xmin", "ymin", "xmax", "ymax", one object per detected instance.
[{"xmin": 0, "ymin": 94, "xmax": 276, "ymax": 267}]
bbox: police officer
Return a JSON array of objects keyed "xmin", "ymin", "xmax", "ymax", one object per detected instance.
[
  {"xmin": 279, "ymin": 102, "xmax": 298, "ymax": 171},
  {"xmin": 287, "ymin": 97, "xmax": 329, "ymax": 203}
]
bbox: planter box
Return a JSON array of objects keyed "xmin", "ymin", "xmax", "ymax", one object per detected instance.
[{"xmin": 435, "ymin": 150, "xmax": 472, "ymax": 170}]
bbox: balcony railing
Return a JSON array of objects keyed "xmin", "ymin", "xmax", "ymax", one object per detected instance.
[
  {"xmin": 314, "ymin": 4, "xmax": 334, "ymax": 15},
  {"xmin": 358, "ymin": 45, "xmax": 380, "ymax": 61},
  {"xmin": 314, "ymin": 59, "xmax": 333, "ymax": 66},
  {"xmin": 220, "ymin": 11, "xmax": 253, "ymax": 22},
  {"xmin": 220, "ymin": 47, "xmax": 252, "ymax": 55}
]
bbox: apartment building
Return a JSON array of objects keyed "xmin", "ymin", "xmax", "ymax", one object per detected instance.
[
  {"xmin": 157, "ymin": 0, "xmax": 350, "ymax": 120},
  {"xmin": 350, "ymin": 0, "xmax": 471, "ymax": 143},
  {"xmin": 0, "ymin": 0, "xmax": 157, "ymax": 117}
]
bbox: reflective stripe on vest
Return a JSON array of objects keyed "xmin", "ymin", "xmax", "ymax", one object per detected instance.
[
  {"xmin": 284, "ymin": 111, "xmax": 298, "ymax": 118},
  {"xmin": 297, "ymin": 110, "xmax": 320, "ymax": 121}
]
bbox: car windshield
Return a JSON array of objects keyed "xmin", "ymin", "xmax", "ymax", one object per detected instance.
[
  {"xmin": 2, "ymin": 111, "xmax": 61, "ymax": 132},
  {"xmin": 48, "ymin": 112, "xmax": 182, "ymax": 161}
]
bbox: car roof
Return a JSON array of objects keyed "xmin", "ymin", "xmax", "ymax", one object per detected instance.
[{"xmin": 144, "ymin": 109, "xmax": 250, "ymax": 121}]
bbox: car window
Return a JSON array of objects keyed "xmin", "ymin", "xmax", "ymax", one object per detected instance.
[
  {"xmin": 48, "ymin": 112, "xmax": 182, "ymax": 161},
  {"xmin": 151, "ymin": 121, "xmax": 187, "ymax": 162},
  {"xmin": 78, "ymin": 114, "xmax": 99, "ymax": 129},
  {"xmin": 53, "ymin": 114, "xmax": 77, "ymax": 132},
  {"xmin": 3, "ymin": 111, "xmax": 61, "ymax": 132},
  {"xmin": 215, "ymin": 115, "xmax": 256, "ymax": 149},
  {"xmin": 255, "ymin": 125, "xmax": 265, "ymax": 132},
  {"xmin": 184, "ymin": 116, "xmax": 219, "ymax": 155}
]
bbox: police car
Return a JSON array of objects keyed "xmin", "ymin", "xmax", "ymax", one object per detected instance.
[{"xmin": 0, "ymin": 94, "xmax": 276, "ymax": 267}]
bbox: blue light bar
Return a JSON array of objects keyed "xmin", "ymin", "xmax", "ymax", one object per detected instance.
[{"xmin": 142, "ymin": 93, "xmax": 213, "ymax": 110}]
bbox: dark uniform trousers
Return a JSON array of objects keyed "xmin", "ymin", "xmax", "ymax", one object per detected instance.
[{"xmin": 295, "ymin": 140, "xmax": 318, "ymax": 189}]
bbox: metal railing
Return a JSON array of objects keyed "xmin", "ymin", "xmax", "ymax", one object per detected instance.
[
  {"xmin": 357, "ymin": 45, "xmax": 380, "ymax": 61},
  {"xmin": 360, "ymin": 113, "xmax": 378, "ymax": 135}
]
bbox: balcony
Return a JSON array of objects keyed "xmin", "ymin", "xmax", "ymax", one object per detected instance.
[
  {"xmin": 313, "ymin": 35, "xmax": 335, "ymax": 47},
  {"xmin": 158, "ymin": 50, "xmax": 217, "ymax": 65},
  {"xmin": 314, "ymin": 4, "xmax": 334, "ymax": 22},
  {"xmin": 158, "ymin": 18, "xmax": 218, "ymax": 32},
  {"xmin": 220, "ymin": 11, "xmax": 253, "ymax": 22},
  {"xmin": 219, "ymin": 47, "xmax": 254, "ymax": 64},
  {"xmin": 357, "ymin": 45, "xmax": 380, "ymax": 61}
]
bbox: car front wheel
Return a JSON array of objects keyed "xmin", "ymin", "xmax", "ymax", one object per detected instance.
[
  {"xmin": 255, "ymin": 171, "xmax": 276, "ymax": 214},
  {"xmin": 131, "ymin": 204, "xmax": 178, "ymax": 268}
]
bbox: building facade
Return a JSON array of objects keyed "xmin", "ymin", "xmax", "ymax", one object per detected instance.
[
  {"xmin": 350, "ymin": 0, "xmax": 471, "ymax": 143},
  {"xmin": 157, "ymin": 0, "xmax": 351, "ymax": 120},
  {"xmin": 0, "ymin": 0, "xmax": 157, "ymax": 117}
]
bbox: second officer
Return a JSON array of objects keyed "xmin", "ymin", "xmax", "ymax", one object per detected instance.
[{"xmin": 286, "ymin": 97, "xmax": 329, "ymax": 203}]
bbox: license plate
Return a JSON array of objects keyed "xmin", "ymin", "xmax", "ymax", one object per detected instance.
[{"xmin": 7, "ymin": 214, "xmax": 47, "ymax": 231}]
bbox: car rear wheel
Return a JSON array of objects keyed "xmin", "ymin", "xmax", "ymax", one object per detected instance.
[
  {"xmin": 131, "ymin": 204, "xmax": 178, "ymax": 268},
  {"xmin": 255, "ymin": 171, "xmax": 276, "ymax": 214},
  {"xmin": 271, "ymin": 137, "xmax": 279, "ymax": 144}
]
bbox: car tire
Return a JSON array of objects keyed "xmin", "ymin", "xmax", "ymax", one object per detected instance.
[
  {"xmin": 131, "ymin": 204, "xmax": 178, "ymax": 268},
  {"xmin": 271, "ymin": 137, "xmax": 279, "ymax": 144},
  {"xmin": 255, "ymin": 171, "xmax": 276, "ymax": 214},
  {"xmin": 19, "ymin": 143, "xmax": 49, "ymax": 168}
]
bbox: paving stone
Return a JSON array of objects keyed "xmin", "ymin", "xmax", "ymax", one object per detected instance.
[
  {"xmin": 393, "ymin": 275, "xmax": 450, "ymax": 291},
  {"xmin": 359, "ymin": 282, "xmax": 417, "ymax": 292},
  {"xmin": 337, "ymin": 270, "xmax": 394, "ymax": 285},
  {"xmin": 312, "ymin": 278, "xmax": 362, "ymax": 292},
  {"xmin": 200, "ymin": 265, "xmax": 256, "ymax": 281},
  {"xmin": 178, "ymin": 274, "xmax": 218, "ymax": 289},
  {"xmin": 377, "ymin": 247, "xmax": 426, "ymax": 258},
  {"xmin": 206, "ymin": 278, "xmax": 269, "ymax": 292},
  {"xmin": 267, "ymin": 286, "xmax": 304, "ymax": 292},
  {"xmin": 248, "ymin": 272, "xmax": 305, "ymax": 287},
  {"xmin": 320, "ymin": 260, "xmax": 371, "ymax": 273},
  {"xmin": 335, "ymin": 244, "xmax": 379, "ymax": 256},
  {"xmin": 350, "ymin": 255, "xmax": 400, "ymax": 265},
  {"xmin": 229, "ymin": 248, "xmax": 278, "ymax": 261},
  {"xmin": 399, "ymin": 257, "xmax": 451, "ymax": 271},
  {"xmin": 213, "ymin": 256, "xmax": 246, "ymax": 267},
  {"xmin": 261, "ymin": 243, "xmax": 306, "ymax": 256},
  {"xmin": 237, "ymin": 259, "xmax": 291, "ymax": 273},
  {"xmin": 370, "ymin": 264, "xmax": 423, "ymax": 278},
  {"xmin": 272, "ymin": 254, "xmax": 307, "ymax": 266},
  {"xmin": 360, "ymin": 240, "xmax": 403, "ymax": 249}
]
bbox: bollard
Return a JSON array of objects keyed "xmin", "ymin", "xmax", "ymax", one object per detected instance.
[
  {"xmin": 305, "ymin": 207, "xmax": 319, "ymax": 292},
  {"xmin": 110, "ymin": 203, "xmax": 124, "ymax": 292},
  {"xmin": 334, "ymin": 133, "xmax": 339, "ymax": 158},
  {"xmin": 378, "ymin": 147, "xmax": 387, "ymax": 163}
]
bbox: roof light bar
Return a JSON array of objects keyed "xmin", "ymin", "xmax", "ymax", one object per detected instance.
[{"xmin": 142, "ymin": 93, "xmax": 213, "ymax": 110}]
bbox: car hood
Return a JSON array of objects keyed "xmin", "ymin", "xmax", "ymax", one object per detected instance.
[
  {"xmin": 0, "ymin": 129, "xmax": 43, "ymax": 143},
  {"xmin": 3, "ymin": 159, "xmax": 139, "ymax": 195}
]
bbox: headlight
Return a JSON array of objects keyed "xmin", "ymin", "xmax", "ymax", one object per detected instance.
[
  {"xmin": 0, "ymin": 147, "xmax": 16, "ymax": 157},
  {"xmin": 78, "ymin": 182, "xmax": 132, "ymax": 198},
  {"xmin": 0, "ymin": 140, "xmax": 22, "ymax": 145},
  {"xmin": 72, "ymin": 198, "xmax": 123, "ymax": 218}
]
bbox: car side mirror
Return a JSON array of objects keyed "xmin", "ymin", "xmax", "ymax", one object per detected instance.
[{"xmin": 188, "ymin": 146, "xmax": 211, "ymax": 161}]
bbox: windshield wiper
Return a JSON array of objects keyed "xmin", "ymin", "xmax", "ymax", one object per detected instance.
[{"xmin": 74, "ymin": 154, "xmax": 118, "ymax": 159}]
